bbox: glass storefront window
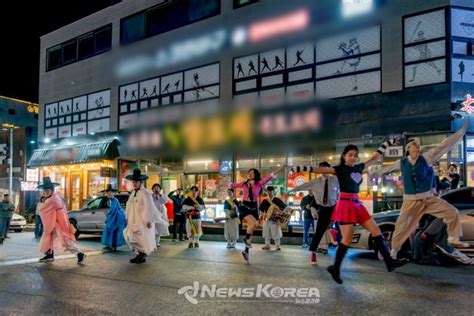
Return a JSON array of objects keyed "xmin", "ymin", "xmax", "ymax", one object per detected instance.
[
  {"xmin": 87, "ymin": 170, "xmax": 106, "ymax": 199},
  {"xmin": 235, "ymin": 158, "xmax": 258, "ymax": 170}
]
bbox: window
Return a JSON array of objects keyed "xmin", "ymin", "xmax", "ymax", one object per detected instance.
[
  {"xmin": 121, "ymin": 0, "xmax": 220, "ymax": 45},
  {"xmin": 146, "ymin": 2, "xmax": 187, "ymax": 37},
  {"xmin": 62, "ymin": 40, "xmax": 77, "ymax": 64},
  {"xmin": 87, "ymin": 197, "xmax": 102, "ymax": 209},
  {"xmin": 121, "ymin": 13, "xmax": 145, "ymax": 45},
  {"xmin": 188, "ymin": 0, "xmax": 220, "ymax": 22},
  {"xmin": 234, "ymin": 0, "xmax": 258, "ymax": 9},
  {"xmin": 8, "ymin": 109, "xmax": 15, "ymax": 115},
  {"xmin": 47, "ymin": 46, "xmax": 62, "ymax": 70},
  {"xmin": 95, "ymin": 26, "xmax": 112, "ymax": 53},
  {"xmin": 78, "ymin": 34, "xmax": 95, "ymax": 59},
  {"xmin": 46, "ymin": 24, "xmax": 112, "ymax": 71}
]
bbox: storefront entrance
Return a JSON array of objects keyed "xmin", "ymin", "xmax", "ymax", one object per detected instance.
[{"xmin": 70, "ymin": 171, "xmax": 82, "ymax": 211}]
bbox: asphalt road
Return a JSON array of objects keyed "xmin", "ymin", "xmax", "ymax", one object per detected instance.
[{"xmin": 0, "ymin": 233, "xmax": 473, "ymax": 315}]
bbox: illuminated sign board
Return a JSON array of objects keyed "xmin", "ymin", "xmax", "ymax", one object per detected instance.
[{"xmin": 461, "ymin": 94, "xmax": 474, "ymax": 114}]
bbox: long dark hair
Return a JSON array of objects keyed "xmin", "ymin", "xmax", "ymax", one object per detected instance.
[
  {"xmin": 247, "ymin": 168, "xmax": 262, "ymax": 183},
  {"xmin": 340, "ymin": 144, "xmax": 359, "ymax": 165}
]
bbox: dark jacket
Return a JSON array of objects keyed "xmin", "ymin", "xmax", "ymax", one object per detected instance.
[
  {"xmin": 168, "ymin": 191, "xmax": 185, "ymax": 216},
  {"xmin": 0, "ymin": 201, "xmax": 14, "ymax": 219},
  {"xmin": 300, "ymin": 195, "xmax": 316, "ymax": 219}
]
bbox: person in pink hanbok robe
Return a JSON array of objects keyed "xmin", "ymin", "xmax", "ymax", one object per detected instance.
[{"xmin": 37, "ymin": 177, "xmax": 86, "ymax": 264}]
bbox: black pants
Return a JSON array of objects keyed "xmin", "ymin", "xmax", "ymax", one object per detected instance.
[
  {"xmin": 173, "ymin": 214, "xmax": 186, "ymax": 240},
  {"xmin": 309, "ymin": 205, "xmax": 335, "ymax": 252}
]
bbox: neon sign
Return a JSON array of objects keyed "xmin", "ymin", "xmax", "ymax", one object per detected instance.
[
  {"xmin": 461, "ymin": 94, "xmax": 474, "ymax": 114},
  {"xmin": 249, "ymin": 9, "xmax": 310, "ymax": 43}
]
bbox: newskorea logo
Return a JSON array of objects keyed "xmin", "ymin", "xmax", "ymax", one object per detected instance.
[{"xmin": 178, "ymin": 281, "xmax": 320, "ymax": 305}]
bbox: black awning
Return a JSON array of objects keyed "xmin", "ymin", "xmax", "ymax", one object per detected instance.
[{"xmin": 28, "ymin": 139, "xmax": 120, "ymax": 167}]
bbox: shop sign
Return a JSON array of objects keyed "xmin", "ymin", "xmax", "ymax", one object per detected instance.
[
  {"xmin": 26, "ymin": 168, "xmax": 39, "ymax": 182},
  {"xmin": 460, "ymin": 94, "xmax": 474, "ymax": 114},
  {"xmin": 100, "ymin": 167, "xmax": 117, "ymax": 178},
  {"xmin": 7, "ymin": 167, "xmax": 21, "ymax": 173},
  {"xmin": 21, "ymin": 181, "xmax": 38, "ymax": 191},
  {"xmin": 219, "ymin": 161, "xmax": 232, "ymax": 175},
  {"xmin": 384, "ymin": 146, "xmax": 403, "ymax": 158},
  {"xmin": 0, "ymin": 143, "xmax": 7, "ymax": 164}
]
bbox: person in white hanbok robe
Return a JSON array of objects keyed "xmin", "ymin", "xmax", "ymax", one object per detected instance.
[
  {"xmin": 152, "ymin": 183, "xmax": 170, "ymax": 247},
  {"xmin": 123, "ymin": 169, "xmax": 157, "ymax": 264}
]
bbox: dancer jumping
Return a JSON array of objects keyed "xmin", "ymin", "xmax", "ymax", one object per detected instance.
[{"xmin": 229, "ymin": 165, "xmax": 286, "ymax": 261}]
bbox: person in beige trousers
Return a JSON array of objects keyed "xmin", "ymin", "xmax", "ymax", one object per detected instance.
[{"xmin": 372, "ymin": 120, "xmax": 469, "ymax": 259}]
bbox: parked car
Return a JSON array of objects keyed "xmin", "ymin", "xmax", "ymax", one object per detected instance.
[
  {"xmin": 9, "ymin": 213, "xmax": 27, "ymax": 232},
  {"xmin": 352, "ymin": 187, "xmax": 474, "ymax": 257},
  {"xmin": 68, "ymin": 193, "xmax": 129, "ymax": 238}
]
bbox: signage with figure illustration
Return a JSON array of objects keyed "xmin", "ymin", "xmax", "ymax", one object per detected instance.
[
  {"xmin": 403, "ymin": 9, "xmax": 446, "ymax": 88},
  {"xmin": 44, "ymin": 89, "xmax": 111, "ymax": 139}
]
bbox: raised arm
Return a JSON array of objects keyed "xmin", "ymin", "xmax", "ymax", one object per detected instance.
[
  {"xmin": 289, "ymin": 165, "xmax": 336, "ymax": 175},
  {"xmin": 369, "ymin": 160, "xmax": 401, "ymax": 179},
  {"xmin": 363, "ymin": 152, "xmax": 381, "ymax": 168},
  {"xmin": 424, "ymin": 120, "xmax": 468, "ymax": 165}
]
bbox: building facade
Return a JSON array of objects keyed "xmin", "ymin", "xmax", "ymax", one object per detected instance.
[
  {"xmin": 33, "ymin": 0, "xmax": 474, "ymax": 227},
  {"xmin": 0, "ymin": 96, "xmax": 39, "ymax": 212}
]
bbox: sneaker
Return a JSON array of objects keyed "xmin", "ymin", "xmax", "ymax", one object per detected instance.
[
  {"xmin": 243, "ymin": 238, "xmax": 252, "ymax": 248},
  {"xmin": 179, "ymin": 239, "xmax": 185, "ymax": 241},
  {"xmin": 39, "ymin": 253, "xmax": 54, "ymax": 263},
  {"xmin": 262, "ymin": 245, "xmax": 271, "ymax": 250},
  {"xmin": 188, "ymin": 242, "xmax": 194, "ymax": 248},
  {"xmin": 135, "ymin": 253, "xmax": 147, "ymax": 264},
  {"xmin": 320, "ymin": 248, "xmax": 328, "ymax": 254},
  {"xmin": 156, "ymin": 243, "xmax": 161, "ymax": 248},
  {"xmin": 194, "ymin": 242, "xmax": 199, "ymax": 248},
  {"xmin": 172, "ymin": 239, "xmax": 177, "ymax": 242},
  {"xmin": 447, "ymin": 237, "xmax": 470, "ymax": 248},
  {"xmin": 275, "ymin": 247, "xmax": 281, "ymax": 251},
  {"xmin": 226, "ymin": 243, "xmax": 232, "ymax": 249},
  {"xmin": 241, "ymin": 250, "xmax": 249, "ymax": 261},
  {"xmin": 302, "ymin": 244, "xmax": 309, "ymax": 248},
  {"xmin": 327, "ymin": 265, "xmax": 342, "ymax": 284},
  {"xmin": 386, "ymin": 258, "xmax": 409, "ymax": 272},
  {"xmin": 310, "ymin": 252, "xmax": 317, "ymax": 265},
  {"xmin": 102, "ymin": 246, "xmax": 112, "ymax": 252},
  {"xmin": 130, "ymin": 252, "xmax": 146, "ymax": 264},
  {"xmin": 77, "ymin": 252, "xmax": 86, "ymax": 264}
]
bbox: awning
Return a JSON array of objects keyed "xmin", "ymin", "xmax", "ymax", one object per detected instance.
[{"xmin": 28, "ymin": 139, "xmax": 120, "ymax": 167}]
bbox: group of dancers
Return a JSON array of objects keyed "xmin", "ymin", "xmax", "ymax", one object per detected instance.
[{"xmin": 32, "ymin": 119, "xmax": 470, "ymax": 284}]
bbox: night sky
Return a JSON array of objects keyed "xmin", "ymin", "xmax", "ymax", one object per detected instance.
[{"xmin": 0, "ymin": 1, "xmax": 118, "ymax": 103}]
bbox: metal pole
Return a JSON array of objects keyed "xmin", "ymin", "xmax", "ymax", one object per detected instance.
[{"xmin": 9, "ymin": 128, "xmax": 13, "ymax": 195}]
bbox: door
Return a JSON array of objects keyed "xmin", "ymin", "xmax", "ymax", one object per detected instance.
[{"xmin": 70, "ymin": 171, "xmax": 83, "ymax": 211}]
